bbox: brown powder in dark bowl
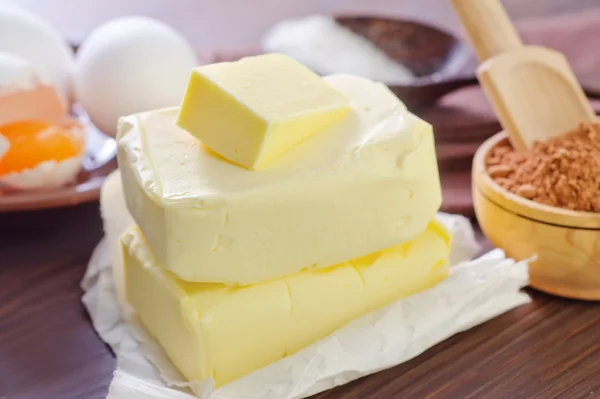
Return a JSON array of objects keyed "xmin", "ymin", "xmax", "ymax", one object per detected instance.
[{"xmin": 485, "ymin": 122, "xmax": 600, "ymax": 212}]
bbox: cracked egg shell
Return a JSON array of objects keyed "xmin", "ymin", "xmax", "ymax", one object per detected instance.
[{"xmin": 0, "ymin": 51, "xmax": 66, "ymax": 128}]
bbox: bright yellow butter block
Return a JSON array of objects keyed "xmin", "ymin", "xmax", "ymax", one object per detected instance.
[
  {"xmin": 117, "ymin": 75, "xmax": 443, "ymax": 285},
  {"xmin": 176, "ymin": 53, "xmax": 351, "ymax": 169},
  {"xmin": 123, "ymin": 220, "xmax": 450, "ymax": 387}
]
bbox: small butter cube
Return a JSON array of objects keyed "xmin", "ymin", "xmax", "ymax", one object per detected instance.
[{"xmin": 176, "ymin": 53, "xmax": 351, "ymax": 169}]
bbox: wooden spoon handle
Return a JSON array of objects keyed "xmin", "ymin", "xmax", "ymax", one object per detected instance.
[{"xmin": 450, "ymin": 0, "xmax": 523, "ymax": 62}]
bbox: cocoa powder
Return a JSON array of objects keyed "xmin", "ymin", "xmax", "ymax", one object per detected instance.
[{"xmin": 485, "ymin": 122, "xmax": 600, "ymax": 212}]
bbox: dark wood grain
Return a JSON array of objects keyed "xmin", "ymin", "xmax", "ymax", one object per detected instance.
[
  {"xmin": 2, "ymin": 1, "xmax": 600, "ymax": 399},
  {"xmin": 0, "ymin": 204, "xmax": 114, "ymax": 399},
  {"xmin": 313, "ymin": 291, "xmax": 600, "ymax": 399}
]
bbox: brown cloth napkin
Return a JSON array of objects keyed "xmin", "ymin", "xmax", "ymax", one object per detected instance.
[{"xmin": 518, "ymin": 10, "xmax": 600, "ymax": 92}]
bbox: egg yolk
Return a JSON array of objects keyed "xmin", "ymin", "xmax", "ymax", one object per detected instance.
[{"xmin": 0, "ymin": 120, "xmax": 84, "ymax": 176}]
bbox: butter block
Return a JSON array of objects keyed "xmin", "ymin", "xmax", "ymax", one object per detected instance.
[
  {"xmin": 123, "ymin": 220, "xmax": 450, "ymax": 387},
  {"xmin": 117, "ymin": 74, "xmax": 442, "ymax": 285},
  {"xmin": 177, "ymin": 54, "xmax": 351, "ymax": 169}
]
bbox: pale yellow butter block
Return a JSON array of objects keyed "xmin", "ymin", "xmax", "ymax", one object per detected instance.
[
  {"xmin": 123, "ymin": 220, "xmax": 450, "ymax": 387},
  {"xmin": 176, "ymin": 53, "xmax": 351, "ymax": 169},
  {"xmin": 283, "ymin": 263, "xmax": 366, "ymax": 354},
  {"xmin": 352, "ymin": 220, "xmax": 450, "ymax": 311},
  {"xmin": 117, "ymin": 74, "xmax": 442, "ymax": 285}
]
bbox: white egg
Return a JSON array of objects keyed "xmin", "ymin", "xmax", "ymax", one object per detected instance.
[
  {"xmin": 75, "ymin": 16, "xmax": 199, "ymax": 136},
  {"xmin": 0, "ymin": 4, "xmax": 75, "ymax": 103}
]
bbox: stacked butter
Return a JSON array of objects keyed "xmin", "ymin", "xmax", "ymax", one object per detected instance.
[{"xmin": 117, "ymin": 54, "xmax": 451, "ymax": 387}]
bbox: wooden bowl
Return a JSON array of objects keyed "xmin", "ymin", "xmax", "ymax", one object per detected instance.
[{"xmin": 472, "ymin": 132, "xmax": 600, "ymax": 301}]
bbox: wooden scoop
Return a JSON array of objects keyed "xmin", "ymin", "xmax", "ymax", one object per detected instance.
[{"xmin": 450, "ymin": 0, "xmax": 597, "ymax": 151}]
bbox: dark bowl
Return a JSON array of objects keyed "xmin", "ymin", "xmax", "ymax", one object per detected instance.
[{"xmin": 334, "ymin": 15, "xmax": 477, "ymax": 110}]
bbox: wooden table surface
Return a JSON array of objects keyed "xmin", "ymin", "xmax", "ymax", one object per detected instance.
[{"xmin": 2, "ymin": 1, "xmax": 600, "ymax": 398}]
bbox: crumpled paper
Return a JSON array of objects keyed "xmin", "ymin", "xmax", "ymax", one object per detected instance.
[{"xmin": 82, "ymin": 171, "xmax": 530, "ymax": 399}]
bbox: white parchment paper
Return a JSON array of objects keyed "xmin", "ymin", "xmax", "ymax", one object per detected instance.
[{"xmin": 82, "ymin": 171, "xmax": 530, "ymax": 399}]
